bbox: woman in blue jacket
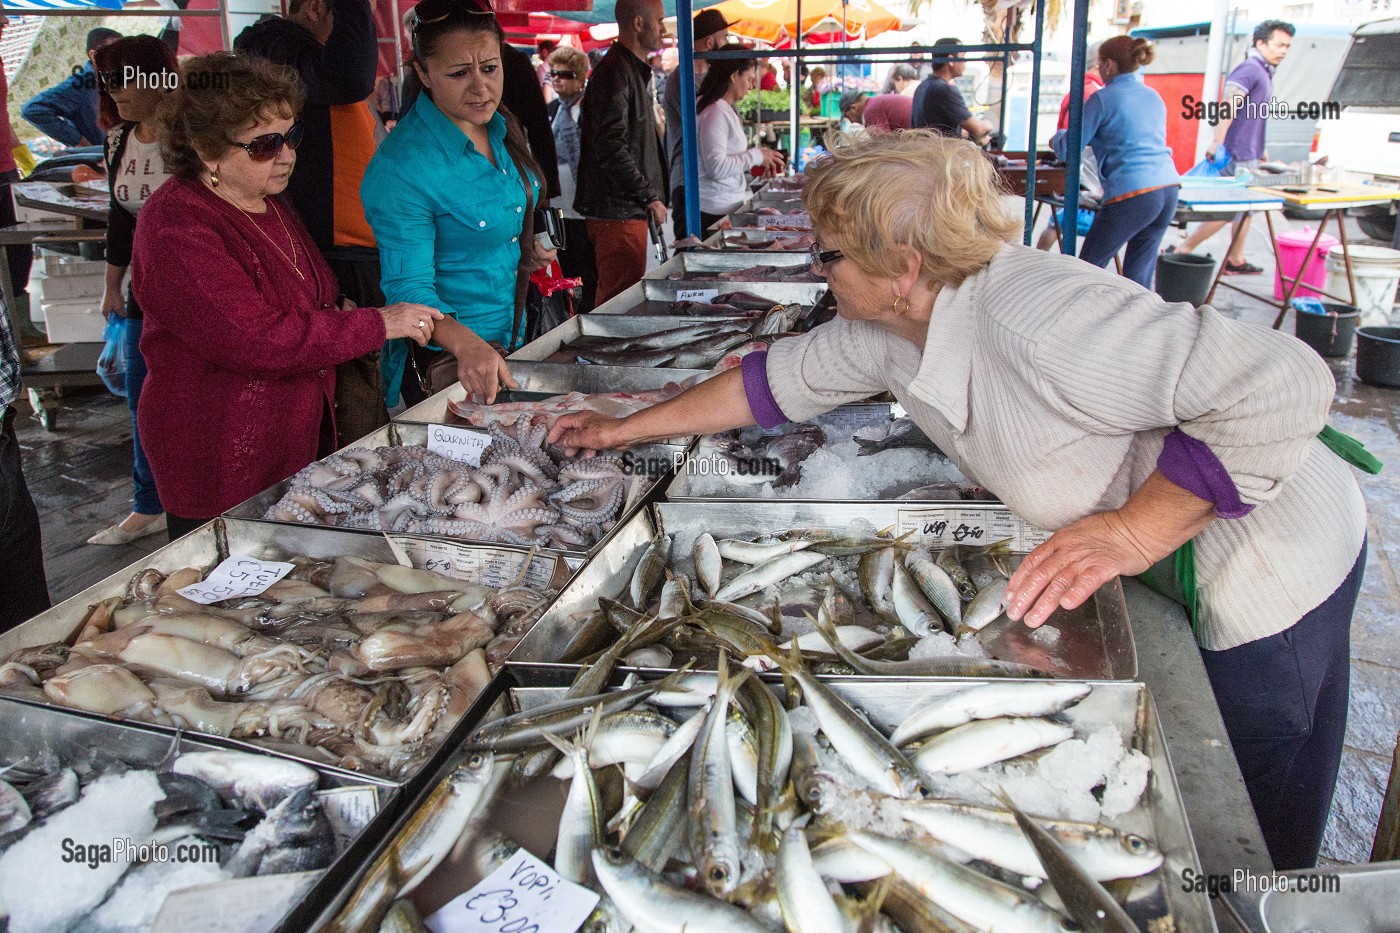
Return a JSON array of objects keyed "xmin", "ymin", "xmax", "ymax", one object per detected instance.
[
  {"xmin": 361, "ymin": 1, "xmax": 554, "ymax": 407},
  {"xmin": 1052, "ymin": 36, "xmax": 1180, "ymax": 289}
]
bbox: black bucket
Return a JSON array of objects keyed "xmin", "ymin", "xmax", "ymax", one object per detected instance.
[
  {"xmin": 1155, "ymin": 253, "xmax": 1217, "ymax": 306},
  {"xmin": 1294, "ymin": 303, "xmax": 1360, "ymax": 358},
  {"xmin": 1356, "ymin": 327, "xmax": 1400, "ymax": 388}
]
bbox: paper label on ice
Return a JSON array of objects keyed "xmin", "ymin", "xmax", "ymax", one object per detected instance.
[
  {"xmin": 176, "ymin": 555, "xmax": 294, "ymax": 605},
  {"xmin": 895, "ymin": 507, "xmax": 1052, "ymax": 553},
  {"xmin": 427, "ymin": 423, "xmax": 492, "ymax": 466},
  {"xmin": 675, "ymin": 287, "xmax": 719, "ymax": 302},
  {"xmin": 385, "ymin": 535, "xmax": 564, "ymax": 589},
  {"xmin": 315, "ymin": 785, "xmax": 380, "ymax": 851},
  {"xmin": 425, "ymin": 849, "xmax": 599, "ymax": 933}
]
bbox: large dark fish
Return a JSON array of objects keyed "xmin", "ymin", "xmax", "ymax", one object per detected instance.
[
  {"xmin": 713, "ymin": 291, "xmax": 785, "ymax": 312},
  {"xmin": 854, "ymin": 417, "xmax": 944, "ymax": 456}
]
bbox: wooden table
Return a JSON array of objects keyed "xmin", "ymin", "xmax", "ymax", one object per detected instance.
[{"xmin": 1248, "ymin": 183, "xmax": 1400, "ymax": 328}]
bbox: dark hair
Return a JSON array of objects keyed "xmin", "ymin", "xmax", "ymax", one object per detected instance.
[
  {"xmin": 1253, "ymin": 19, "xmax": 1295, "ymax": 46},
  {"xmin": 1097, "ymin": 35, "xmax": 1154, "ymax": 73},
  {"xmin": 697, "ymin": 46, "xmax": 755, "ymax": 114},
  {"xmin": 158, "ymin": 53, "xmax": 305, "ymax": 180},
  {"xmin": 86, "ymin": 27, "xmax": 121, "ymax": 54},
  {"xmin": 94, "ymin": 36, "xmax": 179, "ymax": 131},
  {"xmin": 537, "ymin": 38, "xmax": 557, "ymax": 55},
  {"xmin": 403, "ymin": 5, "xmax": 545, "ymax": 197},
  {"xmin": 287, "ymin": 0, "xmax": 313, "ymax": 17}
]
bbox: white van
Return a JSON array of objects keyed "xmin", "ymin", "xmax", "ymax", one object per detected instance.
[{"xmin": 1313, "ymin": 17, "xmax": 1400, "ymax": 242}]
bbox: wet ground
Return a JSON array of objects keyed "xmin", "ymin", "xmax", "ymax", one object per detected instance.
[{"xmin": 12, "ymin": 211, "xmax": 1399, "ymax": 868}]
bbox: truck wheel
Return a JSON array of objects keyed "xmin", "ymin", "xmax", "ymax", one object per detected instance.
[{"xmin": 1354, "ymin": 205, "xmax": 1396, "ymax": 243}]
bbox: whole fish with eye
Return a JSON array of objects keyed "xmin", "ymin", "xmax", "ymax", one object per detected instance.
[
  {"xmin": 699, "ymin": 425, "xmax": 826, "ymax": 488},
  {"xmin": 853, "ymin": 417, "xmax": 946, "ymax": 457}
]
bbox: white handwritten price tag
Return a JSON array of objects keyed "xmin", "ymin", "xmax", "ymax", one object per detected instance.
[
  {"xmin": 384, "ymin": 535, "xmax": 566, "ymax": 589},
  {"xmin": 314, "ymin": 785, "xmax": 381, "ymax": 851},
  {"xmin": 675, "ymin": 287, "xmax": 719, "ymax": 302},
  {"xmin": 895, "ymin": 507, "xmax": 1052, "ymax": 554},
  {"xmin": 425, "ymin": 848, "xmax": 599, "ymax": 933},
  {"xmin": 427, "ymin": 423, "xmax": 492, "ymax": 467},
  {"xmin": 176, "ymin": 555, "xmax": 294, "ymax": 605}
]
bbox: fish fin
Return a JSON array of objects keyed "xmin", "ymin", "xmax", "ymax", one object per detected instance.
[
  {"xmin": 852, "ymin": 436, "xmax": 880, "ymax": 456},
  {"xmin": 767, "ymin": 599, "xmax": 783, "ymax": 636},
  {"xmin": 540, "ymin": 730, "xmax": 577, "ymax": 757}
]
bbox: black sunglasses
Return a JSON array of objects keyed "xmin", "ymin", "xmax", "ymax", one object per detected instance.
[
  {"xmin": 227, "ymin": 122, "xmax": 304, "ymax": 162},
  {"xmin": 549, "ymin": 69, "xmax": 578, "ymax": 80},
  {"xmin": 412, "ymin": 0, "xmax": 495, "ymax": 31},
  {"xmin": 810, "ymin": 241, "xmax": 844, "ymax": 273}
]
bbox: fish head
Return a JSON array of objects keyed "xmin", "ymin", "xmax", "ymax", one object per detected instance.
[
  {"xmin": 451, "ymin": 749, "xmax": 496, "ymax": 788},
  {"xmin": 1121, "ymin": 832, "xmax": 1165, "ymax": 869},
  {"xmin": 696, "ymin": 837, "xmax": 743, "ymax": 896}
]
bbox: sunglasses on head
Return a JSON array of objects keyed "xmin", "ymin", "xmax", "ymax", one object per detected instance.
[
  {"xmin": 411, "ymin": 0, "xmax": 495, "ymax": 31},
  {"xmin": 549, "ymin": 69, "xmax": 577, "ymax": 80},
  {"xmin": 227, "ymin": 121, "xmax": 304, "ymax": 162}
]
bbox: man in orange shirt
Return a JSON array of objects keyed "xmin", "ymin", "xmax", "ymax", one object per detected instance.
[{"xmin": 236, "ymin": 0, "xmax": 387, "ymax": 442}]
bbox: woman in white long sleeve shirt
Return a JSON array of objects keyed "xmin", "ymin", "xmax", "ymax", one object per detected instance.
[{"xmin": 695, "ymin": 47, "xmax": 784, "ymax": 230}]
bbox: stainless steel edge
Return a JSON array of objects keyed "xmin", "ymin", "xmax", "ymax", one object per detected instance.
[
  {"xmin": 511, "ymin": 314, "xmax": 766, "ymax": 363},
  {"xmin": 647, "ymin": 249, "xmax": 811, "ymax": 279}
]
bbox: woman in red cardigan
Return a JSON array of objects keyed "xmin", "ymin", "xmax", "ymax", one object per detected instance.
[{"xmin": 132, "ymin": 54, "xmax": 442, "ymax": 539}]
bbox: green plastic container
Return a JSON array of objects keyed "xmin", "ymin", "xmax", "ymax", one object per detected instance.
[{"xmin": 820, "ymin": 91, "xmax": 842, "ymax": 118}]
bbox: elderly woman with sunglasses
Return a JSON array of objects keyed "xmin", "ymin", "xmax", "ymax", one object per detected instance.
[
  {"xmin": 361, "ymin": 0, "xmax": 554, "ymax": 408},
  {"xmin": 130, "ymin": 53, "xmax": 441, "ymax": 540},
  {"xmin": 552, "ymin": 132, "xmax": 1369, "ymax": 872}
]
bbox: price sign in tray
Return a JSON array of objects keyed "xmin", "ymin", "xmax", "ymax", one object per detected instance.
[{"xmin": 509, "ymin": 502, "xmax": 1136, "ymax": 682}]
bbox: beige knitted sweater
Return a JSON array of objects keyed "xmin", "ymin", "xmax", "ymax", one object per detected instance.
[{"xmin": 765, "ymin": 244, "xmax": 1366, "ymax": 650}]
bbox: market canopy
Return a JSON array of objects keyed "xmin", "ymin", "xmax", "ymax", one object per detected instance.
[{"xmin": 708, "ymin": 0, "xmax": 900, "ymax": 45}]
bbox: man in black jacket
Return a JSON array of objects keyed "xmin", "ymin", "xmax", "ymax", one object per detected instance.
[
  {"xmin": 236, "ymin": 0, "xmax": 388, "ymax": 444},
  {"xmin": 574, "ymin": 0, "xmax": 668, "ymax": 305}
]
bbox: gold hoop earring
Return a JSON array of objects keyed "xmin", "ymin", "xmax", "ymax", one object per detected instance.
[
  {"xmin": 210, "ymin": 166, "xmax": 220, "ymax": 188},
  {"xmin": 891, "ymin": 294, "xmax": 910, "ymax": 316}
]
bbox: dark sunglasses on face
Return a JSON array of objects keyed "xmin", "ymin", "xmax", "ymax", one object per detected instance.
[
  {"xmin": 549, "ymin": 70, "xmax": 578, "ymax": 80},
  {"xmin": 227, "ymin": 121, "xmax": 305, "ymax": 162}
]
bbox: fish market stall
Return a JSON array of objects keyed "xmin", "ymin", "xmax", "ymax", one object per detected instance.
[
  {"xmin": 0, "ymin": 698, "xmax": 400, "ymax": 933},
  {"xmin": 589, "ymin": 269, "xmax": 827, "ymax": 315},
  {"xmin": 510, "ymin": 313, "xmax": 796, "ymax": 370},
  {"xmin": 228, "ymin": 421, "xmax": 678, "ymax": 559},
  {"xmin": 0, "ymin": 519, "xmax": 553, "ymax": 783},
  {"xmin": 507, "ymin": 503, "xmax": 1137, "ymax": 681},
  {"xmin": 723, "ymin": 210, "xmax": 814, "ymax": 231},
  {"xmin": 667, "ymin": 405, "xmax": 994, "ymax": 502},
  {"xmin": 310, "ymin": 668, "xmax": 1212, "ymax": 931},
  {"xmin": 702, "ymin": 228, "xmax": 817, "ymax": 251}
]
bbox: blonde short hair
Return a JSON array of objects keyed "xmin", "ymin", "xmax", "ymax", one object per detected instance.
[
  {"xmin": 804, "ymin": 131, "xmax": 1020, "ymax": 285},
  {"xmin": 548, "ymin": 46, "xmax": 590, "ymax": 78}
]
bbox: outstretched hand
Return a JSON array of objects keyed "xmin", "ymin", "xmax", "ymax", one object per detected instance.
[
  {"xmin": 548, "ymin": 411, "xmax": 632, "ymax": 456},
  {"xmin": 1005, "ymin": 510, "xmax": 1155, "ymax": 628}
]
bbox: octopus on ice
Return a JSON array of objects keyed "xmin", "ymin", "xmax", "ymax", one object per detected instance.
[{"xmin": 263, "ymin": 415, "xmax": 630, "ymax": 549}]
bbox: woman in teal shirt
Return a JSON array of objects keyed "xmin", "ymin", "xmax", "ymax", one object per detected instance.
[{"xmin": 362, "ymin": 1, "xmax": 554, "ymax": 406}]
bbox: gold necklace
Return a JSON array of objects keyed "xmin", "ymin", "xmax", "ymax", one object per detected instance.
[{"xmin": 210, "ymin": 183, "xmax": 304, "ymax": 281}]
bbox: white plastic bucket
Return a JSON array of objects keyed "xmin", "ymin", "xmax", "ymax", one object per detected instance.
[{"xmin": 1325, "ymin": 244, "xmax": 1400, "ymax": 328}]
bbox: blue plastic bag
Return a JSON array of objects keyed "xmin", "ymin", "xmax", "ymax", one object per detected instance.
[
  {"xmin": 1184, "ymin": 145, "xmax": 1232, "ymax": 178},
  {"xmin": 97, "ymin": 314, "xmax": 129, "ymax": 398}
]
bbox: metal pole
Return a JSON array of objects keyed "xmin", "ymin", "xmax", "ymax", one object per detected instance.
[
  {"xmin": 1022, "ymin": 0, "xmax": 1047, "ymax": 246},
  {"xmin": 1058, "ymin": 0, "xmax": 1089, "ymax": 256},
  {"xmin": 1198, "ymin": 0, "xmax": 1230, "ymax": 161},
  {"xmin": 677, "ymin": 0, "xmax": 700, "ymax": 239},
  {"xmin": 998, "ymin": 47, "xmax": 1009, "ymax": 134},
  {"xmin": 790, "ymin": 0, "xmax": 802, "ymax": 171},
  {"xmin": 0, "ymin": 8, "xmax": 224, "ymax": 17}
]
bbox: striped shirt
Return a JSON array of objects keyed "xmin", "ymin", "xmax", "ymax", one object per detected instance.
[
  {"xmin": 764, "ymin": 244, "xmax": 1366, "ymax": 650},
  {"xmin": 0, "ymin": 300, "xmax": 20, "ymax": 410}
]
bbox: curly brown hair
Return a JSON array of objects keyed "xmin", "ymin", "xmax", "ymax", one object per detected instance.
[{"xmin": 158, "ymin": 53, "xmax": 305, "ymax": 180}]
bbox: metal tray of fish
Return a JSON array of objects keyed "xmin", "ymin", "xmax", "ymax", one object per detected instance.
[
  {"xmin": 395, "ymin": 360, "xmax": 707, "ymax": 427},
  {"xmin": 647, "ymin": 248, "xmax": 815, "ymax": 282},
  {"xmin": 311, "ymin": 669, "xmax": 1212, "ymax": 932},
  {"xmin": 507, "ymin": 502, "xmax": 1137, "ymax": 680},
  {"xmin": 225, "ymin": 420, "xmax": 679, "ymax": 560},
  {"xmin": 0, "ymin": 696, "xmax": 399, "ymax": 933},
  {"xmin": 665, "ymin": 403, "xmax": 995, "ymax": 503},
  {"xmin": 727, "ymin": 210, "xmax": 814, "ymax": 230},
  {"xmin": 593, "ymin": 272, "xmax": 827, "ymax": 310},
  {"xmin": 0, "ymin": 518, "xmax": 543, "ymax": 786},
  {"xmin": 511, "ymin": 313, "xmax": 789, "ymax": 368},
  {"xmin": 702, "ymin": 227, "xmax": 816, "ymax": 251},
  {"xmin": 1222, "ymin": 861, "xmax": 1399, "ymax": 933}
]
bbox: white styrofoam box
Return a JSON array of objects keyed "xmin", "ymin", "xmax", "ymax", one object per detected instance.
[
  {"xmin": 13, "ymin": 202, "xmax": 70, "ymax": 224},
  {"xmin": 42, "ymin": 298, "xmax": 105, "ymax": 343},
  {"xmin": 33, "ymin": 270, "xmax": 105, "ymax": 302},
  {"xmin": 40, "ymin": 252, "xmax": 104, "ymax": 277}
]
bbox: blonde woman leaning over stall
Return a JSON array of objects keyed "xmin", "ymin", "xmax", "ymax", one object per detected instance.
[{"xmin": 551, "ymin": 131, "xmax": 1368, "ymax": 873}]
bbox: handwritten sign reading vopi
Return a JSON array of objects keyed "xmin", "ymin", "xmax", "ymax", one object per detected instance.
[
  {"xmin": 425, "ymin": 849, "xmax": 599, "ymax": 933},
  {"xmin": 176, "ymin": 555, "xmax": 294, "ymax": 605}
]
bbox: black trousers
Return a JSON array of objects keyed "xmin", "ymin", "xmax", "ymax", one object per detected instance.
[
  {"xmin": 0, "ymin": 405, "xmax": 50, "ymax": 632},
  {"xmin": 558, "ymin": 218, "xmax": 598, "ymax": 314},
  {"xmin": 166, "ymin": 513, "xmax": 215, "ymax": 542},
  {"xmin": 1201, "ymin": 539, "xmax": 1366, "ymax": 870},
  {"xmin": 324, "ymin": 252, "xmax": 389, "ymax": 448},
  {"xmin": 0, "ymin": 169, "xmax": 34, "ymax": 300}
]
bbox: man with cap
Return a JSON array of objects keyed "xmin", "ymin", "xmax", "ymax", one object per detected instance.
[
  {"xmin": 911, "ymin": 37, "xmax": 993, "ymax": 144},
  {"xmin": 664, "ymin": 7, "xmax": 730, "ymax": 240},
  {"xmin": 23, "ymin": 27, "xmax": 121, "ymax": 148}
]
